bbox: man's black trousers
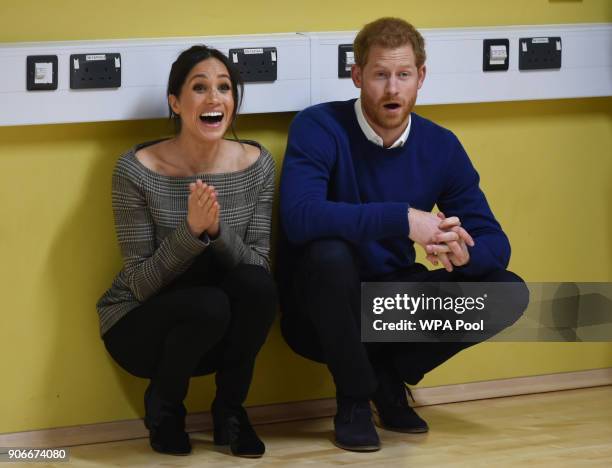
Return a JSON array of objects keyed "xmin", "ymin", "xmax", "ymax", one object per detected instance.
[{"xmin": 280, "ymin": 239, "xmax": 528, "ymax": 398}]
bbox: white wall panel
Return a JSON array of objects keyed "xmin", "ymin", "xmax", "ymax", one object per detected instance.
[
  {"xmin": 308, "ymin": 24, "xmax": 612, "ymax": 106},
  {"xmin": 0, "ymin": 24, "xmax": 610, "ymax": 127},
  {"xmin": 0, "ymin": 34, "xmax": 310, "ymax": 126}
]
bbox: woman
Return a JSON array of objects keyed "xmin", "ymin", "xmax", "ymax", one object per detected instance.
[{"xmin": 97, "ymin": 45, "xmax": 277, "ymax": 458}]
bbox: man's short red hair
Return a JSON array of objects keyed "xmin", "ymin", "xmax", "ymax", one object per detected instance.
[{"xmin": 354, "ymin": 17, "xmax": 426, "ymax": 68}]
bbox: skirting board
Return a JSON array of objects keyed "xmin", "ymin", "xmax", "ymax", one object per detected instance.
[{"xmin": 1, "ymin": 368, "xmax": 610, "ymax": 449}]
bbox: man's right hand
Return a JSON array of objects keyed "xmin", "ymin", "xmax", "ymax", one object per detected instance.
[
  {"xmin": 408, "ymin": 207, "xmax": 452, "ymax": 246},
  {"xmin": 424, "ymin": 212, "xmax": 475, "ymax": 271},
  {"xmin": 408, "ymin": 207, "xmax": 454, "ymax": 271},
  {"xmin": 409, "ymin": 208, "xmax": 474, "ymax": 272}
]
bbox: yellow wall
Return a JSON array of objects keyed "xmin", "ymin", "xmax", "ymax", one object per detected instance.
[{"xmin": 1, "ymin": 0, "xmax": 611, "ymax": 434}]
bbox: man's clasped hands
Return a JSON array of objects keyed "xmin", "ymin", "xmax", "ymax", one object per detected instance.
[{"xmin": 408, "ymin": 208, "xmax": 475, "ymax": 272}]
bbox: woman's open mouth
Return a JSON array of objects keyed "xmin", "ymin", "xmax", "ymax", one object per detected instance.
[{"xmin": 200, "ymin": 112, "xmax": 224, "ymax": 125}]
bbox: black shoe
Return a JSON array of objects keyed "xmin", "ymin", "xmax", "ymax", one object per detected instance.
[
  {"xmin": 333, "ymin": 395, "xmax": 380, "ymax": 452},
  {"xmin": 211, "ymin": 399, "xmax": 265, "ymax": 458},
  {"xmin": 144, "ymin": 383, "xmax": 192, "ymax": 455},
  {"xmin": 371, "ymin": 369, "xmax": 428, "ymax": 434}
]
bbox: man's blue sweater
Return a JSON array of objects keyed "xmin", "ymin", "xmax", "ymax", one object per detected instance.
[{"xmin": 279, "ymin": 99, "xmax": 510, "ymax": 278}]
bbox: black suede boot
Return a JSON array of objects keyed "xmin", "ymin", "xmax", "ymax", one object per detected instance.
[
  {"xmin": 211, "ymin": 399, "xmax": 265, "ymax": 458},
  {"xmin": 333, "ymin": 393, "xmax": 380, "ymax": 452},
  {"xmin": 371, "ymin": 368, "xmax": 428, "ymax": 433},
  {"xmin": 144, "ymin": 382, "xmax": 192, "ymax": 455}
]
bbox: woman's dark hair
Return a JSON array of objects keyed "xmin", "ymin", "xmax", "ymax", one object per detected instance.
[{"xmin": 167, "ymin": 45, "xmax": 244, "ymax": 139}]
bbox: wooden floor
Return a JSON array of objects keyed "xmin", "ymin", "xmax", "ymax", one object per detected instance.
[{"xmin": 38, "ymin": 386, "xmax": 612, "ymax": 467}]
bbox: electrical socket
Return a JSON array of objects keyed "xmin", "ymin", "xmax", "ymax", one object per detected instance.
[
  {"xmin": 70, "ymin": 53, "xmax": 121, "ymax": 89},
  {"xmin": 338, "ymin": 44, "xmax": 354, "ymax": 78},
  {"xmin": 229, "ymin": 47, "xmax": 277, "ymax": 83},
  {"xmin": 519, "ymin": 37, "xmax": 562, "ymax": 70},
  {"xmin": 26, "ymin": 55, "xmax": 58, "ymax": 90}
]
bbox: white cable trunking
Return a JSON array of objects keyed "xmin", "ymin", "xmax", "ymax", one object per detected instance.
[
  {"xmin": 0, "ymin": 33, "xmax": 310, "ymax": 126},
  {"xmin": 307, "ymin": 24, "xmax": 612, "ymax": 106},
  {"xmin": 0, "ymin": 24, "xmax": 610, "ymax": 127}
]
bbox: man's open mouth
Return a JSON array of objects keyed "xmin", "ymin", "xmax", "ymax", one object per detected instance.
[
  {"xmin": 200, "ymin": 112, "xmax": 224, "ymax": 123},
  {"xmin": 383, "ymin": 103, "xmax": 401, "ymax": 110}
]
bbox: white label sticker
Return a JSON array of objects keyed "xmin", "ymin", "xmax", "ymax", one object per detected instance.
[
  {"xmin": 243, "ymin": 48, "xmax": 264, "ymax": 55},
  {"xmin": 489, "ymin": 45, "xmax": 507, "ymax": 65},
  {"xmin": 346, "ymin": 51, "xmax": 355, "ymax": 66},
  {"xmin": 556, "ymin": 40, "xmax": 561, "ymax": 51},
  {"xmin": 522, "ymin": 41, "xmax": 527, "ymax": 52},
  {"xmin": 34, "ymin": 62, "xmax": 53, "ymax": 84},
  {"xmin": 85, "ymin": 54, "xmax": 107, "ymax": 61},
  {"xmin": 490, "ymin": 45, "xmax": 507, "ymax": 58},
  {"xmin": 532, "ymin": 38, "xmax": 549, "ymax": 44}
]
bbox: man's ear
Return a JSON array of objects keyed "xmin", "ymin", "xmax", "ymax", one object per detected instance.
[
  {"xmin": 168, "ymin": 94, "xmax": 180, "ymax": 116},
  {"xmin": 351, "ymin": 64, "xmax": 363, "ymax": 89},
  {"xmin": 417, "ymin": 65, "xmax": 427, "ymax": 90}
]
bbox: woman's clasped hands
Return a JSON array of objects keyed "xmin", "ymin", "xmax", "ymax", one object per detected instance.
[{"xmin": 187, "ymin": 179, "xmax": 220, "ymax": 238}]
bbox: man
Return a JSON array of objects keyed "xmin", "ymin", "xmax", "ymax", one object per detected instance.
[{"xmin": 278, "ymin": 17, "xmax": 527, "ymax": 452}]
